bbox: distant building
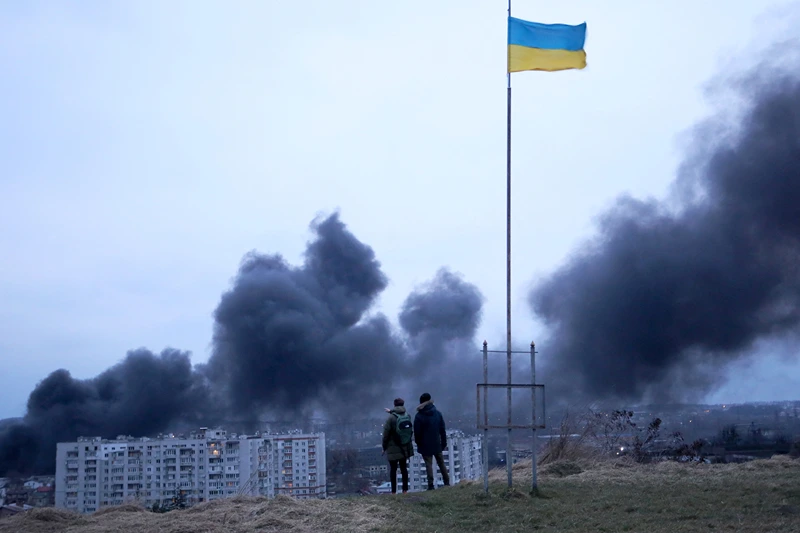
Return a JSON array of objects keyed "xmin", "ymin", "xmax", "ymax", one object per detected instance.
[
  {"xmin": 353, "ymin": 446, "xmax": 387, "ymax": 478},
  {"xmin": 0, "ymin": 476, "xmax": 53, "ymax": 508},
  {"xmin": 374, "ymin": 481, "xmax": 393, "ymax": 495},
  {"xmin": 55, "ymin": 428, "xmax": 326, "ymax": 514},
  {"xmin": 0, "ymin": 503, "xmax": 33, "ymax": 519},
  {"xmin": 29, "ymin": 486, "xmax": 55, "ymax": 507},
  {"xmin": 257, "ymin": 434, "xmax": 325, "ymax": 499}
]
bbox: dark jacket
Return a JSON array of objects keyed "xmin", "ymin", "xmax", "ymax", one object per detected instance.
[
  {"xmin": 414, "ymin": 401, "xmax": 447, "ymax": 456},
  {"xmin": 382, "ymin": 407, "xmax": 414, "ymax": 461}
]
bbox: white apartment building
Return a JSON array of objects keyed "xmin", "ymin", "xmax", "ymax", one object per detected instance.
[
  {"xmin": 235, "ymin": 432, "xmax": 325, "ymax": 500},
  {"xmin": 392, "ymin": 431, "xmax": 483, "ymax": 492},
  {"xmin": 55, "ymin": 429, "xmax": 325, "ymax": 514},
  {"xmin": 256, "ymin": 434, "xmax": 325, "ymax": 499}
]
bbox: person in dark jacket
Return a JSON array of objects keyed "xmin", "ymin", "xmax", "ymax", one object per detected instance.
[
  {"xmin": 413, "ymin": 392, "xmax": 450, "ymax": 490},
  {"xmin": 382, "ymin": 398, "xmax": 414, "ymax": 494}
]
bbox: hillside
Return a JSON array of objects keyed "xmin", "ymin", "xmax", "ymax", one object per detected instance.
[{"xmin": 4, "ymin": 456, "xmax": 800, "ymax": 533}]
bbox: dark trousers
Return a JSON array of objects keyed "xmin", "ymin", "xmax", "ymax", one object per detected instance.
[
  {"xmin": 423, "ymin": 453, "xmax": 450, "ymax": 488},
  {"xmin": 389, "ymin": 459, "xmax": 409, "ymax": 493}
]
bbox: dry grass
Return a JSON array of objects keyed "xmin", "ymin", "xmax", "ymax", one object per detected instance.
[
  {"xmin": 0, "ymin": 495, "xmax": 392, "ymax": 533},
  {"xmin": 91, "ymin": 503, "xmax": 147, "ymax": 517},
  {"xmin": 4, "ymin": 457, "xmax": 800, "ymax": 532}
]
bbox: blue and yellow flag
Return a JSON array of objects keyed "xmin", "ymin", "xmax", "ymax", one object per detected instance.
[{"xmin": 508, "ymin": 17, "xmax": 587, "ymax": 72}]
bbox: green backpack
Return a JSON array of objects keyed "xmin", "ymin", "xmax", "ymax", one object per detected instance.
[{"xmin": 393, "ymin": 412, "xmax": 413, "ymax": 446}]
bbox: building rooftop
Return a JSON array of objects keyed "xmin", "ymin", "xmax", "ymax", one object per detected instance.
[{"xmin": 70, "ymin": 428, "xmax": 325, "ymax": 445}]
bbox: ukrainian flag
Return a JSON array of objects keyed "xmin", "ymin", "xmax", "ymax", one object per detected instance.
[{"xmin": 508, "ymin": 17, "xmax": 587, "ymax": 73}]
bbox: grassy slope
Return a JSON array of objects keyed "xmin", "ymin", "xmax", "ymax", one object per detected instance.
[
  {"xmin": 4, "ymin": 457, "xmax": 800, "ymax": 533},
  {"xmin": 384, "ymin": 457, "xmax": 800, "ymax": 533}
]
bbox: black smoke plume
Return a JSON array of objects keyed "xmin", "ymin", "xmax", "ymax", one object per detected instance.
[
  {"xmin": 207, "ymin": 214, "xmax": 407, "ymax": 414},
  {"xmin": 531, "ymin": 54, "xmax": 800, "ymax": 404},
  {"xmin": 0, "ymin": 349, "xmax": 210, "ymax": 475},
  {"xmin": 0, "ymin": 213, "xmax": 483, "ymax": 475},
  {"xmin": 399, "ymin": 268, "xmax": 485, "ymax": 406}
]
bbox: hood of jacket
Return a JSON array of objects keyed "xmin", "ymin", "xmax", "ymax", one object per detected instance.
[
  {"xmin": 391, "ymin": 406, "xmax": 407, "ymax": 416},
  {"xmin": 416, "ymin": 400, "xmax": 436, "ymax": 416}
]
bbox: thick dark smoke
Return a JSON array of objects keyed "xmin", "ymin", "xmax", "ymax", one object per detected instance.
[
  {"xmin": 399, "ymin": 269, "xmax": 485, "ymax": 406},
  {"xmin": 0, "ymin": 349, "xmax": 210, "ymax": 475},
  {"xmin": 0, "ymin": 213, "xmax": 483, "ymax": 475},
  {"xmin": 207, "ymin": 214, "xmax": 407, "ymax": 414},
  {"xmin": 531, "ymin": 55, "xmax": 800, "ymax": 404},
  {"xmin": 400, "ymin": 269, "xmax": 483, "ymax": 343}
]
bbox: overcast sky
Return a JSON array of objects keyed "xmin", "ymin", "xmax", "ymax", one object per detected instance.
[{"xmin": 1, "ymin": 1, "xmax": 798, "ymax": 419}]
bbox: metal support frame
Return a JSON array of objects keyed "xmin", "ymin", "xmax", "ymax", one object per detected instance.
[
  {"xmin": 478, "ymin": 341, "xmax": 543, "ymax": 492},
  {"xmin": 476, "ymin": 385, "xmax": 545, "ymax": 430}
]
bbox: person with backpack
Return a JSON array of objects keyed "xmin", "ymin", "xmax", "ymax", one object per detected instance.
[
  {"xmin": 414, "ymin": 392, "xmax": 450, "ymax": 490},
  {"xmin": 381, "ymin": 397, "xmax": 414, "ymax": 494}
]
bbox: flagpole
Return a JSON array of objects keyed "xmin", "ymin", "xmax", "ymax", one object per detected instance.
[{"xmin": 505, "ymin": 0, "xmax": 513, "ymax": 489}]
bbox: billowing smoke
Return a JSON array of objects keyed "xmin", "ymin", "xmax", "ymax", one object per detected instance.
[
  {"xmin": 0, "ymin": 213, "xmax": 483, "ymax": 475},
  {"xmin": 206, "ymin": 214, "xmax": 407, "ymax": 415},
  {"xmin": 399, "ymin": 268, "xmax": 485, "ymax": 406},
  {"xmin": 0, "ymin": 349, "xmax": 210, "ymax": 475},
  {"xmin": 531, "ymin": 54, "xmax": 800, "ymax": 404}
]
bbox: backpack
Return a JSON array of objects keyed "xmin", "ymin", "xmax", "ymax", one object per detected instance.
[{"xmin": 393, "ymin": 412, "xmax": 413, "ymax": 446}]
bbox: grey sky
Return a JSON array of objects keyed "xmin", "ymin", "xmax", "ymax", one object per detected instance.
[{"xmin": 1, "ymin": 1, "xmax": 797, "ymax": 419}]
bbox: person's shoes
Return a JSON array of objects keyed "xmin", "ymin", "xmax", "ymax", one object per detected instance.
[
  {"xmin": 402, "ymin": 490, "xmax": 408, "ymax": 494},
  {"xmin": 427, "ymin": 485, "xmax": 435, "ymax": 491},
  {"xmin": 443, "ymin": 482, "xmax": 450, "ymax": 487}
]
